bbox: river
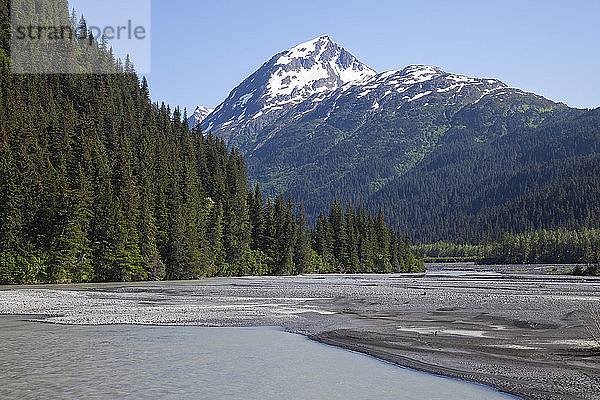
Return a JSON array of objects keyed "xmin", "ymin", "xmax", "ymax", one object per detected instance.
[{"xmin": 0, "ymin": 316, "xmax": 517, "ymax": 399}]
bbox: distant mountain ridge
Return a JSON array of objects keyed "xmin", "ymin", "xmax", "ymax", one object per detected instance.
[
  {"xmin": 187, "ymin": 105, "xmax": 214, "ymax": 129},
  {"xmin": 192, "ymin": 36, "xmax": 599, "ymax": 241}
]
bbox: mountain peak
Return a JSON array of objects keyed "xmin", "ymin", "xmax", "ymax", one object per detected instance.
[
  {"xmin": 287, "ymin": 35, "xmax": 333, "ymax": 52},
  {"xmin": 202, "ymin": 36, "xmax": 375, "ymax": 138},
  {"xmin": 402, "ymin": 64, "xmax": 444, "ymax": 75},
  {"xmin": 268, "ymin": 35, "xmax": 376, "ymax": 99},
  {"xmin": 187, "ymin": 105, "xmax": 214, "ymax": 129},
  {"xmin": 279, "ymin": 35, "xmax": 336, "ymax": 58},
  {"xmin": 194, "ymin": 105, "xmax": 213, "ymax": 114}
]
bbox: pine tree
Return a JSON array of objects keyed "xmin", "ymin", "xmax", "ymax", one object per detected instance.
[
  {"xmin": 293, "ymin": 202, "xmax": 314, "ymax": 274},
  {"xmin": 374, "ymin": 209, "xmax": 391, "ymax": 272},
  {"xmin": 50, "ymin": 163, "xmax": 93, "ymax": 282},
  {"xmin": 313, "ymin": 212, "xmax": 333, "ymax": 267},
  {"xmin": 249, "ymin": 185, "xmax": 265, "ymax": 251},
  {"xmin": 223, "ymin": 150, "xmax": 250, "ymax": 270},
  {"xmin": 329, "ymin": 200, "xmax": 346, "ymax": 272}
]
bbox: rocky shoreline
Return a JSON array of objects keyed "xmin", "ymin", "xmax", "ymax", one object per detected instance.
[{"xmin": 1, "ymin": 269, "xmax": 599, "ymax": 400}]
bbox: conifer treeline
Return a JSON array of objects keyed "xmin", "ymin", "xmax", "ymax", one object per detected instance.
[
  {"xmin": 418, "ymin": 228, "xmax": 600, "ymax": 274},
  {"xmin": 246, "ymin": 192, "xmax": 422, "ymax": 276},
  {"xmin": 0, "ymin": 5, "xmax": 422, "ymax": 284}
]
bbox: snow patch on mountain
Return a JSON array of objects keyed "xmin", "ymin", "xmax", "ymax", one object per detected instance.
[
  {"xmin": 407, "ymin": 91, "xmax": 433, "ymax": 102},
  {"xmin": 240, "ymin": 91, "xmax": 255, "ymax": 105}
]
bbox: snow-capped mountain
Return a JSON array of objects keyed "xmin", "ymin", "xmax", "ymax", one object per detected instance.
[
  {"xmin": 201, "ymin": 35, "xmax": 376, "ymax": 143},
  {"xmin": 199, "ymin": 36, "xmax": 526, "ymax": 151},
  {"xmin": 194, "ymin": 35, "xmax": 573, "ymax": 222},
  {"xmin": 187, "ymin": 106, "xmax": 214, "ymax": 129}
]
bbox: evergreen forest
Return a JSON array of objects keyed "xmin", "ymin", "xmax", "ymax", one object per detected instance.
[{"xmin": 0, "ymin": 0, "xmax": 422, "ymax": 284}]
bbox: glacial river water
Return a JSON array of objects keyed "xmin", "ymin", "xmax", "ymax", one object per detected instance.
[{"xmin": 0, "ymin": 316, "xmax": 518, "ymax": 399}]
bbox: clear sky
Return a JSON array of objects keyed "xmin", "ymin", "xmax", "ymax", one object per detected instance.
[{"xmin": 72, "ymin": 0, "xmax": 600, "ymax": 112}]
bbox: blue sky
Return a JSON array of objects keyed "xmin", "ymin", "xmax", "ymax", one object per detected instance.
[{"xmin": 71, "ymin": 0, "xmax": 599, "ymax": 112}]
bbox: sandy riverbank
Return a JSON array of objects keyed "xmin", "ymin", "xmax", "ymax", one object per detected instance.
[{"xmin": 1, "ymin": 269, "xmax": 599, "ymax": 399}]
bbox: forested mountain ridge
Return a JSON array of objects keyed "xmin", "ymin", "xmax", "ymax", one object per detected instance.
[
  {"xmin": 0, "ymin": 1, "xmax": 422, "ymax": 284},
  {"xmin": 369, "ymin": 107, "xmax": 600, "ymax": 242},
  {"xmin": 244, "ymin": 65, "xmax": 577, "ymax": 217},
  {"xmin": 196, "ymin": 36, "xmax": 598, "ymax": 242}
]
